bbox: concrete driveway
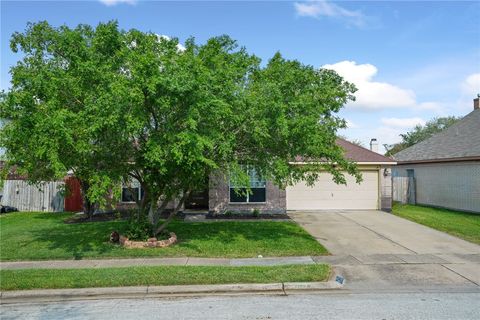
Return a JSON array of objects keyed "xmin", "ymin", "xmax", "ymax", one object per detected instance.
[{"xmin": 289, "ymin": 210, "xmax": 480, "ymax": 291}]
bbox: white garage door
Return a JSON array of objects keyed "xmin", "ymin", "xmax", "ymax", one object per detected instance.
[{"xmin": 286, "ymin": 171, "xmax": 379, "ymax": 210}]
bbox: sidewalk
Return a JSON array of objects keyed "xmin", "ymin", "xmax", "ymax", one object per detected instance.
[
  {"xmin": 0, "ymin": 256, "xmax": 319, "ymax": 270},
  {"xmin": 2, "ymin": 253, "xmax": 479, "ymax": 270}
]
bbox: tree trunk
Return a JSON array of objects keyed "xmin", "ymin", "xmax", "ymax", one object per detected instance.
[
  {"xmin": 154, "ymin": 191, "xmax": 190, "ymax": 236},
  {"xmin": 147, "ymin": 194, "xmax": 165, "ymax": 226},
  {"xmin": 137, "ymin": 190, "xmax": 149, "ymax": 222},
  {"xmin": 79, "ymin": 180, "xmax": 95, "ymax": 219}
]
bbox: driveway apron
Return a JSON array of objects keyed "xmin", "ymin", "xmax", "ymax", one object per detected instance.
[{"xmin": 289, "ymin": 210, "xmax": 480, "ymax": 290}]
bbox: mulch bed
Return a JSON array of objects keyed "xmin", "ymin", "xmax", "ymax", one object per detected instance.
[
  {"xmin": 205, "ymin": 213, "xmax": 291, "ymax": 220},
  {"xmin": 64, "ymin": 210, "xmax": 185, "ymax": 224},
  {"xmin": 64, "ymin": 211, "xmax": 290, "ymax": 223}
]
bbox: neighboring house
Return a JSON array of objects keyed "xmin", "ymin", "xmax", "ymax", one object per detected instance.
[
  {"xmin": 2, "ymin": 138, "xmax": 397, "ymax": 213},
  {"xmin": 392, "ymin": 97, "xmax": 480, "ymax": 213}
]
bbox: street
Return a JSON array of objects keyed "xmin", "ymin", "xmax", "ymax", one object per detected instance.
[{"xmin": 2, "ymin": 291, "xmax": 480, "ymax": 320}]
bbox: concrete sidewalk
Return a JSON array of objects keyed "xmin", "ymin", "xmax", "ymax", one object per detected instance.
[
  {"xmin": 3, "ymin": 253, "xmax": 480, "ymax": 269},
  {"xmin": 0, "ymin": 256, "xmax": 318, "ymax": 270},
  {"xmin": 2, "ymin": 253, "xmax": 480, "ymax": 270}
]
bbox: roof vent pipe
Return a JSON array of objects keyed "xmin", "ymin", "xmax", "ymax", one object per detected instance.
[{"xmin": 370, "ymin": 138, "xmax": 379, "ymax": 153}]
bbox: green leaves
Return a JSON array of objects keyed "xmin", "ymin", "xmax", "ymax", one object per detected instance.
[
  {"xmin": 386, "ymin": 116, "xmax": 459, "ymax": 156},
  {"xmin": 1, "ymin": 21, "xmax": 359, "ymax": 219},
  {"xmin": 1, "ymin": 21, "xmax": 129, "ymax": 206}
]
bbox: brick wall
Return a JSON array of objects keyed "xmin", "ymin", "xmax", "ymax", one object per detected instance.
[{"xmin": 208, "ymin": 171, "xmax": 286, "ymax": 214}]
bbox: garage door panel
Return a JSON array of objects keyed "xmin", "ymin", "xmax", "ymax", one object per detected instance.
[{"xmin": 286, "ymin": 171, "xmax": 379, "ymax": 210}]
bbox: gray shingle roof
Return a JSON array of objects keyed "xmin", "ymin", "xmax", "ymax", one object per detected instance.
[{"xmin": 393, "ymin": 109, "xmax": 480, "ymax": 162}]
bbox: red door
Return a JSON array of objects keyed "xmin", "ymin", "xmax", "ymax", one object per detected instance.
[{"xmin": 64, "ymin": 177, "xmax": 83, "ymax": 212}]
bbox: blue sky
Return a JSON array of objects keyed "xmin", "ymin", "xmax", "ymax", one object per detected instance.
[{"xmin": 1, "ymin": 0, "xmax": 479, "ymax": 152}]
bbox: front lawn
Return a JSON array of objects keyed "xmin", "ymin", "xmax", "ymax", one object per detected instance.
[
  {"xmin": 392, "ymin": 203, "xmax": 480, "ymax": 245},
  {"xmin": 0, "ymin": 264, "xmax": 330, "ymax": 291},
  {"xmin": 0, "ymin": 212, "xmax": 327, "ymax": 261}
]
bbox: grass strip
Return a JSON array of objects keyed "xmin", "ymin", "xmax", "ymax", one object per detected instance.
[
  {"xmin": 392, "ymin": 203, "xmax": 480, "ymax": 245},
  {"xmin": 0, "ymin": 264, "xmax": 330, "ymax": 291}
]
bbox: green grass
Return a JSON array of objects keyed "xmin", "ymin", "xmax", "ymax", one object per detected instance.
[
  {"xmin": 0, "ymin": 264, "xmax": 330, "ymax": 291},
  {"xmin": 392, "ymin": 203, "xmax": 480, "ymax": 245},
  {"xmin": 0, "ymin": 212, "xmax": 327, "ymax": 261}
]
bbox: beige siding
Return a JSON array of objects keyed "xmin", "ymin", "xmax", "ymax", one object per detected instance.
[
  {"xmin": 393, "ymin": 161, "xmax": 480, "ymax": 213},
  {"xmin": 286, "ymin": 170, "xmax": 379, "ymax": 210}
]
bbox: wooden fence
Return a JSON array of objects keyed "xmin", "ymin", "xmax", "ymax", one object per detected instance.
[
  {"xmin": 1, "ymin": 180, "xmax": 64, "ymax": 212},
  {"xmin": 392, "ymin": 176, "xmax": 416, "ymax": 204}
]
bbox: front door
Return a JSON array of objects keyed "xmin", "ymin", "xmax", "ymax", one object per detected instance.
[{"xmin": 185, "ymin": 188, "xmax": 209, "ymax": 210}]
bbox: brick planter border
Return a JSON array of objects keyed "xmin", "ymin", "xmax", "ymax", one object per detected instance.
[{"xmin": 119, "ymin": 232, "xmax": 177, "ymax": 249}]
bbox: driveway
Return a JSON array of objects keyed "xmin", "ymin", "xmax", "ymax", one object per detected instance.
[{"xmin": 289, "ymin": 210, "xmax": 480, "ymax": 290}]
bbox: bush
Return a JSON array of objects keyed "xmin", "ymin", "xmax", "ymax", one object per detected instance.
[
  {"xmin": 124, "ymin": 217, "xmax": 154, "ymax": 241},
  {"xmin": 252, "ymin": 208, "xmax": 260, "ymax": 218}
]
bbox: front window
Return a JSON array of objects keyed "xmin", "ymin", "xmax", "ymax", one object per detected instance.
[
  {"xmin": 229, "ymin": 168, "xmax": 266, "ymax": 203},
  {"xmin": 121, "ymin": 178, "xmax": 144, "ymax": 203}
]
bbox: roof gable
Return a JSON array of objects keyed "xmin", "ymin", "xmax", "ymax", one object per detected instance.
[
  {"xmin": 336, "ymin": 138, "xmax": 395, "ymax": 163},
  {"xmin": 294, "ymin": 139, "xmax": 395, "ymax": 163}
]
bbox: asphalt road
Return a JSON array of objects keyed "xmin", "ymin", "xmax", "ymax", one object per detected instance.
[{"xmin": 2, "ymin": 292, "xmax": 480, "ymax": 320}]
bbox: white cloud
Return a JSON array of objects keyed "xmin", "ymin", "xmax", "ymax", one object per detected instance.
[
  {"xmin": 340, "ymin": 125, "xmax": 405, "ymax": 154},
  {"xmin": 375, "ymin": 126, "xmax": 404, "ymax": 151},
  {"xmin": 381, "ymin": 117, "xmax": 425, "ymax": 128},
  {"xmin": 294, "ymin": 1, "xmax": 366, "ymax": 27},
  {"xmin": 345, "ymin": 119, "xmax": 359, "ymax": 129},
  {"xmin": 156, "ymin": 34, "xmax": 186, "ymax": 52},
  {"xmin": 461, "ymin": 73, "xmax": 480, "ymax": 96},
  {"xmin": 99, "ymin": 0, "xmax": 137, "ymax": 6},
  {"xmin": 417, "ymin": 102, "xmax": 442, "ymax": 111},
  {"xmin": 323, "ymin": 60, "xmax": 418, "ymax": 110}
]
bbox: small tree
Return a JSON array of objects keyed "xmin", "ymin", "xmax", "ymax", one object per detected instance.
[{"xmin": 385, "ymin": 116, "xmax": 459, "ymax": 156}]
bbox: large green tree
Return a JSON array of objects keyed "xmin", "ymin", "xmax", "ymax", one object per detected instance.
[
  {"xmin": 0, "ymin": 21, "xmax": 131, "ymax": 216},
  {"xmin": 1, "ymin": 21, "xmax": 360, "ymax": 236},
  {"xmin": 385, "ymin": 116, "xmax": 459, "ymax": 156}
]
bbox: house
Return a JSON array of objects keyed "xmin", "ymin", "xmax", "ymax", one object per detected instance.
[
  {"xmin": 2, "ymin": 138, "xmax": 397, "ymax": 214},
  {"xmin": 207, "ymin": 138, "xmax": 396, "ymax": 214},
  {"xmin": 392, "ymin": 97, "xmax": 480, "ymax": 213}
]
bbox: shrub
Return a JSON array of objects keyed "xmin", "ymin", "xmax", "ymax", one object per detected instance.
[
  {"xmin": 114, "ymin": 211, "xmax": 122, "ymax": 220},
  {"xmin": 124, "ymin": 217, "xmax": 154, "ymax": 241}
]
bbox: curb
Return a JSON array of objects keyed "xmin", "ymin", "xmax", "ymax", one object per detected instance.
[
  {"xmin": 283, "ymin": 280, "xmax": 342, "ymax": 293},
  {"xmin": 0, "ymin": 279, "xmax": 344, "ymax": 304}
]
